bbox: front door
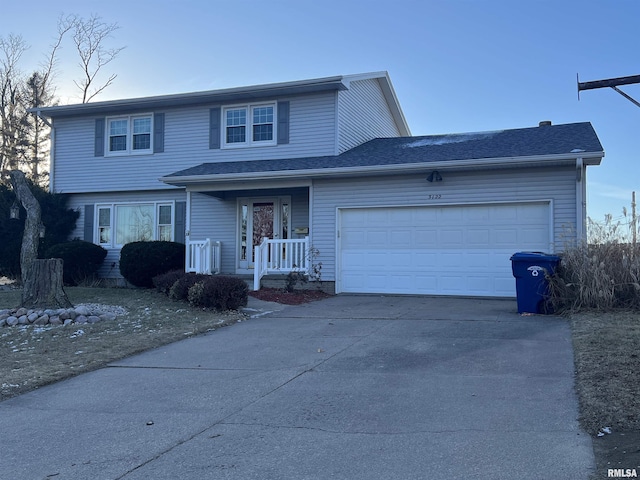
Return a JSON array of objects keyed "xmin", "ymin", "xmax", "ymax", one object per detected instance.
[{"xmin": 238, "ymin": 197, "xmax": 290, "ymax": 270}]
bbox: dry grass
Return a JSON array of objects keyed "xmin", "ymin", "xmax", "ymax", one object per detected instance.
[
  {"xmin": 549, "ymin": 242, "xmax": 640, "ymax": 312},
  {"xmin": 571, "ymin": 311, "xmax": 640, "ymax": 434},
  {"xmin": 571, "ymin": 310, "xmax": 640, "ymax": 477},
  {"xmin": 0, "ymin": 286, "xmax": 244, "ymax": 401},
  {"xmin": 549, "ymin": 212, "xmax": 640, "ymax": 312}
]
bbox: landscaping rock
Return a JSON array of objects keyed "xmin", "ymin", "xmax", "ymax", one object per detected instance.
[{"xmin": 0, "ymin": 304, "xmax": 124, "ymax": 328}]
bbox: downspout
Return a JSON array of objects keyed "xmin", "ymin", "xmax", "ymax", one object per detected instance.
[
  {"xmin": 576, "ymin": 157, "xmax": 586, "ymax": 243},
  {"xmin": 36, "ymin": 110, "xmax": 54, "ymax": 192},
  {"xmin": 185, "ymin": 191, "xmax": 192, "ymax": 271}
]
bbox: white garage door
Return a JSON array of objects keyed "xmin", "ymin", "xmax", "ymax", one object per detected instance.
[{"xmin": 338, "ymin": 202, "xmax": 551, "ymax": 297}]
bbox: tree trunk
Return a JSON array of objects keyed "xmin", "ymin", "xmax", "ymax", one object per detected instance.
[
  {"xmin": 9, "ymin": 170, "xmax": 40, "ymax": 286},
  {"xmin": 9, "ymin": 170, "xmax": 73, "ymax": 309},
  {"xmin": 21, "ymin": 259, "xmax": 72, "ymax": 308}
]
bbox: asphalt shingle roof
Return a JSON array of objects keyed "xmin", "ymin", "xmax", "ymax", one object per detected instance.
[{"xmin": 164, "ymin": 122, "xmax": 603, "ymax": 179}]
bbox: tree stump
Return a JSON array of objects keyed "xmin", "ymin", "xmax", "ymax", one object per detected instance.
[
  {"xmin": 9, "ymin": 170, "xmax": 73, "ymax": 309},
  {"xmin": 21, "ymin": 258, "xmax": 72, "ymax": 309}
]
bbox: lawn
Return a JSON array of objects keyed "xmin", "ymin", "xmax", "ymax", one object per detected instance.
[
  {"xmin": 0, "ymin": 285, "xmax": 244, "ymax": 402},
  {"xmin": 570, "ymin": 310, "xmax": 640, "ymax": 478}
]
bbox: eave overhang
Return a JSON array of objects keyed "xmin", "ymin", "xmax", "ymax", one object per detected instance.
[
  {"xmin": 33, "ymin": 75, "xmax": 349, "ymax": 118},
  {"xmin": 161, "ymin": 150, "xmax": 604, "ymax": 189}
]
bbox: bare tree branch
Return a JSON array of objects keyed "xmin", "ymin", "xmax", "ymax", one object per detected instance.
[
  {"xmin": 0, "ymin": 34, "xmax": 29, "ymax": 179},
  {"xmin": 69, "ymin": 14, "xmax": 124, "ymax": 103}
]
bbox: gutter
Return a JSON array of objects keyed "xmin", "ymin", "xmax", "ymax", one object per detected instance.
[{"xmin": 160, "ymin": 151, "xmax": 605, "ymax": 186}]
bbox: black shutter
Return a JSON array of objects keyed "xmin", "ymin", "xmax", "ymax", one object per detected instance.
[
  {"xmin": 95, "ymin": 119, "xmax": 105, "ymax": 157},
  {"xmin": 209, "ymin": 108, "xmax": 221, "ymax": 149},
  {"xmin": 153, "ymin": 113, "xmax": 165, "ymax": 153},
  {"xmin": 84, "ymin": 205, "xmax": 95, "ymax": 242},
  {"xmin": 277, "ymin": 101, "xmax": 290, "ymax": 145},
  {"xmin": 174, "ymin": 201, "xmax": 186, "ymax": 244}
]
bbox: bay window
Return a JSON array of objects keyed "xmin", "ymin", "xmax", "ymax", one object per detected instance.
[{"xmin": 96, "ymin": 202, "xmax": 173, "ymax": 247}]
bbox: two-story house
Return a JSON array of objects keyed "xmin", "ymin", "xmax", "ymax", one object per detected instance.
[{"xmin": 36, "ymin": 71, "xmax": 604, "ymax": 297}]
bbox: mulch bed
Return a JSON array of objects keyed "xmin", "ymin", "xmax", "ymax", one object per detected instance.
[{"xmin": 248, "ymin": 288, "xmax": 332, "ymax": 305}]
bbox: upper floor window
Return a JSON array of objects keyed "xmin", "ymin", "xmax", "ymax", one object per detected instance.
[
  {"xmin": 223, "ymin": 103, "xmax": 275, "ymax": 148},
  {"xmin": 107, "ymin": 114, "xmax": 153, "ymax": 155}
]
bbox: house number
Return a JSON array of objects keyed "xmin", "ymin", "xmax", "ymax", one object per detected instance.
[{"xmin": 428, "ymin": 194, "xmax": 442, "ymax": 200}]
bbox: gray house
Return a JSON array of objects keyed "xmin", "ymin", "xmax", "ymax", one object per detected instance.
[{"xmin": 36, "ymin": 72, "xmax": 604, "ymax": 297}]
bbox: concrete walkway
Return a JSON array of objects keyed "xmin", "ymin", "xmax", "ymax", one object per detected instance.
[{"xmin": 0, "ymin": 295, "xmax": 593, "ymax": 479}]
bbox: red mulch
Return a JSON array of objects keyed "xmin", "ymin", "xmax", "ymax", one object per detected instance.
[{"xmin": 248, "ymin": 288, "xmax": 332, "ymax": 305}]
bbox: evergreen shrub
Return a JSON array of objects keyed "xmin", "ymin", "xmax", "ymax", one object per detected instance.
[
  {"xmin": 120, "ymin": 241, "xmax": 185, "ymax": 287},
  {"xmin": 168, "ymin": 273, "xmax": 208, "ymax": 301},
  {"xmin": 152, "ymin": 269, "xmax": 186, "ymax": 295},
  {"xmin": 187, "ymin": 275, "xmax": 248, "ymax": 310},
  {"xmin": 44, "ymin": 240, "xmax": 107, "ymax": 286}
]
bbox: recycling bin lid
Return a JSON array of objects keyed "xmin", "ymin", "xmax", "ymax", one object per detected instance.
[{"xmin": 510, "ymin": 251, "xmax": 560, "ymax": 261}]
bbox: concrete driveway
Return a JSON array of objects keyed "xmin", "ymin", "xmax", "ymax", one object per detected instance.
[{"xmin": 0, "ymin": 295, "xmax": 593, "ymax": 479}]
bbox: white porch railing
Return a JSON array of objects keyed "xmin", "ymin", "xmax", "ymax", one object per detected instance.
[
  {"xmin": 186, "ymin": 238, "xmax": 221, "ymax": 274},
  {"xmin": 254, "ymin": 236, "xmax": 309, "ymax": 291}
]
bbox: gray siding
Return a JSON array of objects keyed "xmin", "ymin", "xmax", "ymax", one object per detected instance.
[
  {"xmin": 337, "ymin": 78, "xmax": 403, "ymax": 154},
  {"xmin": 290, "ymin": 193, "xmax": 310, "ymax": 240},
  {"xmin": 188, "ymin": 189, "xmax": 310, "ymax": 273},
  {"xmin": 52, "ymin": 93, "xmax": 338, "ymax": 194},
  {"xmin": 188, "ymin": 194, "xmax": 238, "ymax": 274},
  {"xmin": 310, "ymin": 167, "xmax": 577, "ymax": 281},
  {"xmin": 66, "ymin": 190, "xmax": 187, "ymax": 278}
]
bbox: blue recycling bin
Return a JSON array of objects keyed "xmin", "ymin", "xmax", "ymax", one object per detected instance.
[{"xmin": 510, "ymin": 252, "xmax": 561, "ymax": 314}]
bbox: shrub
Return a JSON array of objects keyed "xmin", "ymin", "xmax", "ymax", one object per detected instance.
[
  {"xmin": 120, "ymin": 241, "xmax": 186, "ymax": 288},
  {"xmin": 152, "ymin": 269, "xmax": 186, "ymax": 295},
  {"xmin": 549, "ymin": 215, "xmax": 640, "ymax": 312},
  {"xmin": 187, "ymin": 275, "xmax": 248, "ymax": 310},
  {"xmin": 169, "ymin": 273, "xmax": 208, "ymax": 301},
  {"xmin": 44, "ymin": 240, "xmax": 107, "ymax": 286},
  {"xmin": 549, "ymin": 242, "xmax": 640, "ymax": 312}
]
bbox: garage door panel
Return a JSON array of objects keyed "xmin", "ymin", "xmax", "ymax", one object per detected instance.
[
  {"xmin": 415, "ymin": 229, "xmax": 438, "ymax": 246},
  {"xmin": 439, "ymin": 229, "xmax": 465, "ymax": 246},
  {"xmin": 339, "ymin": 203, "xmax": 551, "ymax": 297}
]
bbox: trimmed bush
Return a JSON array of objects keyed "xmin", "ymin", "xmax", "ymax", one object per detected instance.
[
  {"xmin": 120, "ymin": 241, "xmax": 186, "ymax": 288},
  {"xmin": 43, "ymin": 240, "xmax": 107, "ymax": 286},
  {"xmin": 152, "ymin": 269, "xmax": 186, "ymax": 295},
  {"xmin": 169, "ymin": 273, "xmax": 208, "ymax": 301},
  {"xmin": 187, "ymin": 276, "xmax": 248, "ymax": 310}
]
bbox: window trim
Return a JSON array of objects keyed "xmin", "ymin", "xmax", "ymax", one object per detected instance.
[
  {"xmin": 222, "ymin": 102, "xmax": 277, "ymax": 149},
  {"xmin": 105, "ymin": 114, "xmax": 154, "ymax": 156},
  {"xmin": 94, "ymin": 201, "xmax": 175, "ymax": 248}
]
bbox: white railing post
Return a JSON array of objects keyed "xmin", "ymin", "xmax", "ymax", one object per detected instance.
[
  {"xmin": 212, "ymin": 241, "xmax": 221, "ymax": 274},
  {"xmin": 253, "ymin": 237, "xmax": 268, "ymax": 290},
  {"xmin": 187, "ymin": 238, "xmax": 222, "ymax": 274}
]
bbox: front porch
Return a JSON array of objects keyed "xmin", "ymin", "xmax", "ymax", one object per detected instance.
[{"xmin": 186, "ymin": 236, "xmax": 312, "ymax": 291}]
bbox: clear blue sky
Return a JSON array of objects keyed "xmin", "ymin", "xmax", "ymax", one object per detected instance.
[{"xmin": 3, "ymin": 0, "xmax": 639, "ymax": 223}]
